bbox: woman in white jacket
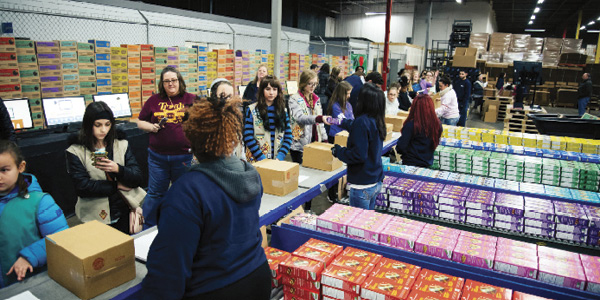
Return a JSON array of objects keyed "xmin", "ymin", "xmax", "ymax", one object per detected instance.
[{"xmin": 435, "ymin": 75, "xmax": 460, "ymax": 126}]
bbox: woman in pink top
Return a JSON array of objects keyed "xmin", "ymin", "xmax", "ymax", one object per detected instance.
[{"xmin": 435, "ymin": 75, "xmax": 460, "ymax": 126}]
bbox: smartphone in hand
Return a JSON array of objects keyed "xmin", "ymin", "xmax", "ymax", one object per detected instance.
[{"xmin": 158, "ymin": 117, "xmax": 168, "ymax": 128}]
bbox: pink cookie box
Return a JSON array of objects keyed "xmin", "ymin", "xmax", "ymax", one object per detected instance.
[
  {"xmin": 456, "ymin": 238, "xmax": 497, "ymax": 249},
  {"xmin": 497, "ymin": 237, "xmax": 538, "ymax": 251},
  {"xmin": 451, "ymin": 244, "xmax": 495, "ymax": 269},
  {"xmin": 422, "ymin": 224, "xmax": 462, "ymax": 236},
  {"xmin": 459, "ymin": 232, "xmax": 498, "ymax": 242},
  {"xmin": 538, "ymin": 259, "xmax": 586, "ymax": 290},
  {"xmin": 317, "ymin": 227, "xmax": 348, "ymax": 238},
  {"xmin": 317, "ymin": 215, "xmax": 354, "ymax": 234},
  {"xmin": 580, "ymin": 253, "xmax": 600, "ymax": 267},
  {"xmin": 347, "ymin": 222, "xmax": 387, "ymax": 243},
  {"xmin": 388, "ymin": 217, "xmax": 427, "ymax": 228},
  {"xmin": 495, "ymin": 246, "xmax": 538, "ymax": 262},
  {"xmin": 379, "ymin": 229, "xmax": 420, "ymax": 251},
  {"xmin": 538, "ymin": 246, "xmax": 581, "ymax": 262},
  {"xmin": 493, "ymin": 254, "xmax": 538, "ymax": 279},
  {"xmin": 414, "ymin": 235, "xmax": 456, "ymax": 260},
  {"xmin": 583, "ymin": 262, "xmax": 600, "ymax": 294}
]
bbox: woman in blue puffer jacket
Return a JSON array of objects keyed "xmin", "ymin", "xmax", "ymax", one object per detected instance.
[{"xmin": 0, "ymin": 140, "xmax": 68, "ymax": 288}]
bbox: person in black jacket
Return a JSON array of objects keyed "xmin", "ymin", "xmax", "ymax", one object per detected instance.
[
  {"xmin": 317, "ymin": 63, "xmax": 330, "ymax": 108},
  {"xmin": 0, "ymin": 98, "xmax": 15, "ymax": 141},
  {"xmin": 66, "ymin": 102, "xmax": 143, "ymax": 234},
  {"xmin": 325, "ymin": 67, "xmax": 341, "ymax": 99},
  {"xmin": 395, "ymin": 94, "xmax": 443, "ymax": 167},
  {"xmin": 398, "ymin": 75, "xmax": 412, "ymax": 111},
  {"xmin": 578, "ymin": 73, "xmax": 593, "ymax": 116}
]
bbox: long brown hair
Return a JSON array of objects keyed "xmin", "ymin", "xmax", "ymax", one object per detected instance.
[
  {"xmin": 250, "ymin": 64, "xmax": 268, "ymax": 85},
  {"xmin": 256, "ymin": 76, "xmax": 286, "ymax": 131},
  {"xmin": 0, "ymin": 140, "xmax": 28, "ymax": 196},
  {"xmin": 327, "ymin": 81, "xmax": 352, "ymax": 115},
  {"xmin": 330, "ymin": 67, "xmax": 341, "ymax": 82},
  {"xmin": 404, "ymin": 94, "xmax": 442, "ymax": 149}
]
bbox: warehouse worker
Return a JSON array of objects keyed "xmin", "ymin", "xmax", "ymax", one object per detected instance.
[
  {"xmin": 454, "ymin": 70, "xmax": 472, "ymax": 126},
  {"xmin": 385, "ymin": 83, "xmax": 401, "ymax": 115},
  {"xmin": 396, "ymin": 94, "xmax": 442, "ymax": 168},
  {"xmin": 436, "ymin": 75, "xmax": 460, "ymax": 126},
  {"xmin": 472, "ymin": 74, "xmax": 487, "ymax": 113},
  {"xmin": 141, "ymin": 93, "xmax": 270, "ymax": 300},
  {"xmin": 243, "ymin": 64, "xmax": 268, "ymax": 105},
  {"xmin": 344, "ymin": 67, "xmax": 365, "ymax": 109},
  {"xmin": 578, "ymin": 73, "xmax": 593, "ymax": 116}
]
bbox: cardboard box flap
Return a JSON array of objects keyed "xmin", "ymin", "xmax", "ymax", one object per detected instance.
[
  {"xmin": 305, "ymin": 142, "xmax": 335, "ymax": 151},
  {"xmin": 385, "ymin": 123, "xmax": 393, "ymax": 134},
  {"xmin": 46, "ymin": 221, "xmax": 133, "ymax": 260},
  {"xmin": 254, "ymin": 159, "xmax": 299, "ymax": 184},
  {"xmin": 336, "ymin": 131, "xmax": 349, "ymax": 138}
]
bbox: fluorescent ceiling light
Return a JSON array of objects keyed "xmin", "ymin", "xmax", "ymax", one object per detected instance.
[
  {"xmin": 589, "ymin": 30, "xmax": 600, "ymax": 33},
  {"xmin": 534, "ymin": 7, "xmax": 540, "ymax": 13},
  {"xmin": 365, "ymin": 12, "xmax": 385, "ymax": 16},
  {"xmin": 537, "ymin": 0, "xmax": 544, "ymax": 3},
  {"xmin": 524, "ymin": 29, "xmax": 545, "ymax": 32},
  {"xmin": 529, "ymin": 20, "xmax": 533, "ymax": 25},
  {"xmin": 581, "ymin": 26, "xmax": 586, "ymax": 30},
  {"xmin": 456, "ymin": 0, "xmax": 462, "ymax": 3},
  {"xmin": 531, "ymin": 15, "xmax": 536, "ymax": 20},
  {"xmin": 597, "ymin": 16, "xmax": 600, "ymax": 20},
  {"xmin": 589, "ymin": 21, "xmax": 596, "ymax": 25}
]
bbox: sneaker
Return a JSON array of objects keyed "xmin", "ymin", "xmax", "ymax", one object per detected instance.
[{"xmin": 327, "ymin": 194, "xmax": 337, "ymax": 203}]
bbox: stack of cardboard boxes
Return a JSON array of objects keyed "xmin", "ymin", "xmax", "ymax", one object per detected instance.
[
  {"xmin": 124, "ymin": 44, "xmax": 141, "ymax": 118},
  {"xmin": 110, "ymin": 46, "xmax": 128, "ymax": 98},
  {"xmin": 60, "ymin": 41, "xmax": 80, "ymax": 98},
  {"xmin": 37, "ymin": 41, "xmax": 62, "ymax": 99},
  {"xmin": 78, "ymin": 42, "xmax": 96, "ymax": 103},
  {"xmin": 469, "ymin": 33, "xmax": 490, "ymax": 58},
  {"xmin": 16, "ymin": 39, "xmax": 42, "ymax": 129},
  {"xmin": 487, "ymin": 33, "xmax": 511, "ymax": 64},
  {"xmin": 90, "ymin": 40, "xmax": 111, "ymax": 96},
  {"xmin": 140, "ymin": 45, "xmax": 154, "ymax": 106},
  {"xmin": 267, "ymin": 53, "xmax": 275, "ymax": 75},
  {"xmin": 289, "ymin": 53, "xmax": 300, "ymax": 82},
  {"xmin": 206, "ymin": 50, "xmax": 217, "ymax": 90},
  {"xmin": 186, "ymin": 47, "xmax": 198, "ymax": 95},
  {"xmin": 216, "ymin": 49, "xmax": 234, "ymax": 84},
  {"xmin": 239, "ymin": 50, "xmax": 251, "ymax": 86},
  {"xmin": 197, "ymin": 45, "xmax": 209, "ymax": 94},
  {"xmin": 177, "ymin": 47, "xmax": 190, "ymax": 92},
  {"xmin": 542, "ymin": 38, "xmax": 562, "ymax": 67},
  {"xmin": 233, "ymin": 53, "xmax": 243, "ymax": 90}
]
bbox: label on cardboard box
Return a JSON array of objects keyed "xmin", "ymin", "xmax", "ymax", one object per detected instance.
[
  {"xmin": 79, "ymin": 56, "xmax": 95, "ymax": 64},
  {"xmin": 96, "ymin": 66, "xmax": 111, "ymax": 74},
  {"xmin": 0, "ymin": 68, "xmax": 19, "ymax": 77},
  {"xmin": 97, "ymin": 79, "xmax": 112, "ymax": 86},
  {"xmin": 17, "ymin": 55, "xmax": 37, "ymax": 64}
]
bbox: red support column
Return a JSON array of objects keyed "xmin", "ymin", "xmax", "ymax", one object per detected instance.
[{"xmin": 382, "ymin": 0, "xmax": 393, "ymax": 91}]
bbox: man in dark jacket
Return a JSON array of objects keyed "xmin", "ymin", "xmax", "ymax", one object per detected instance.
[
  {"xmin": 578, "ymin": 73, "xmax": 593, "ymax": 116},
  {"xmin": 454, "ymin": 70, "xmax": 471, "ymax": 126}
]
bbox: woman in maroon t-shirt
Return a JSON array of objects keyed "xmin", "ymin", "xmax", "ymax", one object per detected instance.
[{"xmin": 137, "ymin": 66, "xmax": 195, "ymax": 227}]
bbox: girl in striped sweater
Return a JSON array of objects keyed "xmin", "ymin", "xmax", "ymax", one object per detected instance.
[{"xmin": 243, "ymin": 76, "xmax": 293, "ymax": 162}]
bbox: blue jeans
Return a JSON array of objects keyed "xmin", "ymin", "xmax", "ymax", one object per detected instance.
[
  {"xmin": 441, "ymin": 117, "xmax": 459, "ymax": 126},
  {"xmin": 143, "ymin": 148, "xmax": 193, "ymax": 227},
  {"xmin": 579, "ymin": 97, "xmax": 590, "ymax": 116},
  {"xmin": 457, "ymin": 99, "xmax": 470, "ymax": 126},
  {"xmin": 349, "ymin": 181, "xmax": 383, "ymax": 210}
]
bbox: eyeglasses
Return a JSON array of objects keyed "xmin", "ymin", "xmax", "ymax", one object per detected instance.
[
  {"xmin": 163, "ymin": 79, "xmax": 179, "ymax": 84},
  {"xmin": 308, "ymin": 82, "xmax": 318, "ymax": 87}
]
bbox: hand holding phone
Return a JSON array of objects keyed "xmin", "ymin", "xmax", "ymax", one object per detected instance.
[
  {"xmin": 91, "ymin": 151, "xmax": 108, "ymax": 166},
  {"xmin": 158, "ymin": 117, "xmax": 168, "ymax": 128}
]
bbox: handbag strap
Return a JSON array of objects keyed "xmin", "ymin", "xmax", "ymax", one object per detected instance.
[{"xmin": 105, "ymin": 171, "xmax": 135, "ymax": 211}]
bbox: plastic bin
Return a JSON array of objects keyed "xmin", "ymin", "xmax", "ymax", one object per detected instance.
[{"xmin": 527, "ymin": 113, "xmax": 600, "ymax": 139}]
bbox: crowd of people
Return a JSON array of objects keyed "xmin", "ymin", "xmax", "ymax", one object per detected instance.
[{"xmin": 4, "ymin": 61, "xmax": 591, "ymax": 298}]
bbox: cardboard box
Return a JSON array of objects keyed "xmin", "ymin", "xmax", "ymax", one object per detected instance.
[
  {"xmin": 303, "ymin": 142, "xmax": 343, "ymax": 171},
  {"xmin": 482, "ymin": 99, "xmax": 500, "ymax": 123},
  {"xmin": 453, "ymin": 47, "xmax": 478, "ymax": 68},
  {"xmin": 334, "ymin": 131, "xmax": 349, "ymax": 147},
  {"xmin": 36, "ymin": 41, "xmax": 60, "ymax": 53},
  {"xmin": 0, "ymin": 37, "xmax": 16, "ymax": 52},
  {"xmin": 253, "ymin": 159, "xmax": 299, "ymax": 196},
  {"xmin": 385, "ymin": 115, "xmax": 407, "ymax": 132},
  {"xmin": 88, "ymin": 40, "xmax": 110, "ymax": 53},
  {"xmin": 46, "ymin": 221, "xmax": 135, "ymax": 300}
]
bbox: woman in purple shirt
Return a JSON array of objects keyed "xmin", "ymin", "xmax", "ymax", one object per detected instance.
[
  {"xmin": 326, "ymin": 81, "xmax": 354, "ymax": 143},
  {"xmin": 137, "ymin": 66, "xmax": 195, "ymax": 227}
]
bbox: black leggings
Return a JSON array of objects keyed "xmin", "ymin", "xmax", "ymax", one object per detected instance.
[{"xmin": 185, "ymin": 261, "xmax": 271, "ymax": 300}]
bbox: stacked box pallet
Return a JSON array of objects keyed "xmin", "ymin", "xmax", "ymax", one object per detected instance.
[
  {"xmin": 562, "ymin": 38, "xmax": 583, "ymax": 54},
  {"xmin": 186, "ymin": 47, "xmax": 199, "ymax": 95},
  {"xmin": 123, "ymin": 44, "xmax": 140, "ymax": 116},
  {"xmin": 89, "ymin": 40, "xmax": 111, "ymax": 96},
  {"xmin": 289, "ymin": 53, "xmax": 300, "ymax": 82},
  {"xmin": 206, "ymin": 50, "xmax": 217, "ymax": 90},
  {"xmin": 138, "ymin": 44, "xmax": 154, "ymax": 105},
  {"xmin": 57, "ymin": 41, "xmax": 79, "ymax": 98},
  {"xmin": 487, "ymin": 33, "xmax": 511, "ymax": 63},
  {"xmin": 110, "ymin": 47, "xmax": 128, "ymax": 97},
  {"xmin": 267, "ymin": 53, "xmax": 274, "ymax": 75},
  {"xmin": 239, "ymin": 50, "xmax": 251, "ymax": 86},
  {"xmin": 543, "ymin": 38, "xmax": 562, "ymax": 67},
  {"xmin": 0, "ymin": 38, "xmax": 24, "ymax": 123},
  {"xmin": 37, "ymin": 41, "xmax": 63, "ymax": 99},
  {"xmin": 233, "ymin": 53, "xmax": 243, "ymax": 89},
  {"xmin": 196, "ymin": 45, "xmax": 209, "ymax": 94},
  {"xmin": 78, "ymin": 42, "xmax": 96, "ymax": 100},
  {"xmin": 15, "ymin": 39, "xmax": 42, "ymax": 128},
  {"xmin": 247, "ymin": 52, "xmax": 257, "ymax": 78},
  {"xmin": 280, "ymin": 53, "xmax": 288, "ymax": 82},
  {"xmin": 469, "ymin": 33, "xmax": 489, "ymax": 57},
  {"xmin": 215, "ymin": 49, "xmax": 234, "ymax": 83},
  {"xmin": 524, "ymin": 37, "xmax": 544, "ymax": 62},
  {"xmin": 503, "ymin": 34, "xmax": 530, "ymax": 64},
  {"xmin": 178, "ymin": 47, "xmax": 194, "ymax": 94}
]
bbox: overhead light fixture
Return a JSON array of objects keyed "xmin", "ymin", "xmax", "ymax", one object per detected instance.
[
  {"xmin": 581, "ymin": 26, "xmax": 586, "ymax": 30},
  {"xmin": 597, "ymin": 16, "xmax": 600, "ymax": 20},
  {"xmin": 589, "ymin": 30, "xmax": 600, "ymax": 33},
  {"xmin": 529, "ymin": 20, "xmax": 533, "ymax": 25},
  {"xmin": 531, "ymin": 15, "xmax": 536, "ymax": 20},
  {"xmin": 525, "ymin": 29, "xmax": 545, "ymax": 32},
  {"xmin": 537, "ymin": 0, "xmax": 544, "ymax": 3},
  {"xmin": 365, "ymin": 12, "xmax": 386, "ymax": 16},
  {"xmin": 589, "ymin": 21, "xmax": 596, "ymax": 26},
  {"xmin": 534, "ymin": 7, "xmax": 540, "ymax": 13},
  {"xmin": 456, "ymin": 0, "xmax": 462, "ymax": 3}
]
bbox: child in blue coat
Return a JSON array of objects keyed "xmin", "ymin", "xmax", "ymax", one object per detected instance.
[{"xmin": 0, "ymin": 140, "xmax": 68, "ymax": 288}]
